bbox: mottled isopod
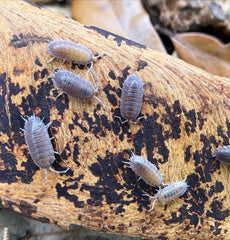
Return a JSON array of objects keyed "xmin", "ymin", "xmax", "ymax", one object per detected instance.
[
  {"xmin": 143, "ymin": 180, "xmax": 188, "ymax": 211},
  {"xmin": 51, "ymin": 69, "xmax": 109, "ymax": 108},
  {"xmin": 213, "ymin": 145, "xmax": 230, "ymax": 164},
  {"xmin": 47, "ymin": 39, "xmax": 107, "ymax": 74},
  {"xmin": 115, "ymin": 74, "xmax": 144, "ymax": 124},
  {"xmin": 21, "ymin": 115, "xmax": 69, "ymax": 185},
  {"xmin": 123, "ymin": 151, "xmax": 163, "ymax": 187}
]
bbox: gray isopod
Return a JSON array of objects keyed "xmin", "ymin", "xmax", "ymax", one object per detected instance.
[
  {"xmin": 115, "ymin": 74, "xmax": 144, "ymax": 124},
  {"xmin": 47, "ymin": 39, "xmax": 107, "ymax": 75},
  {"xmin": 21, "ymin": 115, "xmax": 69, "ymax": 185},
  {"xmin": 123, "ymin": 151, "xmax": 163, "ymax": 187},
  {"xmin": 143, "ymin": 180, "xmax": 188, "ymax": 212},
  {"xmin": 213, "ymin": 145, "xmax": 230, "ymax": 164},
  {"xmin": 51, "ymin": 69, "xmax": 109, "ymax": 108}
]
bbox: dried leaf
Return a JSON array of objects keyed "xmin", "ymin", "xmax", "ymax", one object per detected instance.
[
  {"xmin": 71, "ymin": 0, "xmax": 166, "ymax": 52},
  {"xmin": 71, "ymin": 0, "xmax": 126, "ymax": 37},
  {"xmin": 171, "ymin": 32, "xmax": 230, "ymax": 77},
  {"xmin": 109, "ymin": 0, "xmax": 166, "ymax": 52}
]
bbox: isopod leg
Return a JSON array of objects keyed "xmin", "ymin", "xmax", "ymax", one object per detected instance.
[
  {"xmin": 86, "ymin": 61, "xmax": 93, "ymax": 78},
  {"xmin": 114, "ymin": 115, "xmax": 128, "ymax": 124},
  {"xmin": 143, "ymin": 187, "xmax": 161, "ymax": 212},
  {"xmin": 148, "ymin": 199, "xmax": 158, "ymax": 212},
  {"xmin": 53, "ymin": 151, "xmax": 60, "ymax": 155},
  {"xmin": 93, "ymin": 51, "xmax": 108, "ymax": 59},
  {"xmin": 47, "ymin": 57, "xmax": 55, "ymax": 63},
  {"xmin": 93, "ymin": 96, "xmax": 110, "ymax": 109},
  {"xmin": 49, "ymin": 166, "xmax": 70, "ymax": 174},
  {"xmin": 56, "ymin": 91, "xmax": 64, "ymax": 98},
  {"xmin": 130, "ymin": 116, "xmax": 144, "ymax": 124},
  {"xmin": 43, "ymin": 169, "xmax": 48, "ymax": 185},
  {"xmin": 142, "ymin": 194, "xmax": 157, "ymax": 212},
  {"xmin": 46, "ymin": 122, "xmax": 51, "ymax": 129},
  {"xmin": 122, "ymin": 161, "xmax": 131, "ymax": 168},
  {"xmin": 21, "ymin": 115, "xmax": 26, "ymax": 121},
  {"xmin": 91, "ymin": 73, "xmax": 100, "ymax": 93}
]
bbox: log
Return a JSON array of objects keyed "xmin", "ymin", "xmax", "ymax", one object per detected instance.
[{"xmin": 0, "ymin": 0, "xmax": 230, "ymax": 239}]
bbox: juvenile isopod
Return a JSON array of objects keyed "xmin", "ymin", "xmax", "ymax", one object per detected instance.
[
  {"xmin": 20, "ymin": 115, "xmax": 69, "ymax": 185},
  {"xmin": 47, "ymin": 39, "xmax": 107, "ymax": 74},
  {"xmin": 143, "ymin": 180, "xmax": 188, "ymax": 212},
  {"xmin": 213, "ymin": 145, "xmax": 230, "ymax": 164},
  {"xmin": 51, "ymin": 69, "xmax": 109, "ymax": 108},
  {"xmin": 123, "ymin": 151, "xmax": 164, "ymax": 187},
  {"xmin": 115, "ymin": 74, "xmax": 144, "ymax": 124}
]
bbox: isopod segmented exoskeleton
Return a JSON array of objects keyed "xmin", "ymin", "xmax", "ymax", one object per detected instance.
[
  {"xmin": 20, "ymin": 114, "xmax": 69, "ymax": 185},
  {"xmin": 115, "ymin": 74, "xmax": 144, "ymax": 124},
  {"xmin": 51, "ymin": 69, "xmax": 109, "ymax": 109},
  {"xmin": 123, "ymin": 151, "xmax": 164, "ymax": 187},
  {"xmin": 47, "ymin": 39, "xmax": 107, "ymax": 75},
  {"xmin": 143, "ymin": 180, "xmax": 188, "ymax": 212},
  {"xmin": 213, "ymin": 145, "xmax": 230, "ymax": 164}
]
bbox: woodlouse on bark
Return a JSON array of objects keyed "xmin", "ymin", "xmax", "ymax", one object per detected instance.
[
  {"xmin": 51, "ymin": 69, "xmax": 109, "ymax": 109},
  {"xmin": 114, "ymin": 74, "xmax": 144, "ymax": 124},
  {"xmin": 47, "ymin": 39, "xmax": 107, "ymax": 75},
  {"xmin": 143, "ymin": 180, "xmax": 188, "ymax": 212},
  {"xmin": 20, "ymin": 115, "xmax": 69, "ymax": 185},
  {"xmin": 123, "ymin": 151, "xmax": 164, "ymax": 187},
  {"xmin": 213, "ymin": 145, "xmax": 230, "ymax": 164}
]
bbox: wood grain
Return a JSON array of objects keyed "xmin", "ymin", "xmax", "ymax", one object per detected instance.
[{"xmin": 0, "ymin": 1, "xmax": 230, "ymax": 239}]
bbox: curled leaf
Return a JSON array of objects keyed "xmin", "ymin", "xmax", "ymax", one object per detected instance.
[{"xmin": 171, "ymin": 32, "xmax": 230, "ymax": 77}]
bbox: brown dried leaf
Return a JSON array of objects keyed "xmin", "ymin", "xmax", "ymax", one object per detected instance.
[
  {"xmin": 109, "ymin": 0, "xmax": 166, "ymax": 52},
  {"xmin": 71, "ymin": 0, "xmax": 126, "ymax": 37},
  {"xmin": 171, "ymin": 32, "xmax": 230, "ymax": 77},
  {"xmin": 71, "ymin": 0, "xmax": 166, "ymax": 52}
]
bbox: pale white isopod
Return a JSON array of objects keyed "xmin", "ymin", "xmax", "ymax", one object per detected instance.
[
  {"xmin": 47, "ymin": 39, "xmax": 107, "ymax": 75},
  {"xmin": 21, "ymin": 115, "xmax": 69, "ymax": 185},
  {"xmin": 143, "ymin": 180, "xmax": 188, "ymax": 211},
  {"xmin": 123, "ymin": 151, "xmax": 164, "ymax": 187}
]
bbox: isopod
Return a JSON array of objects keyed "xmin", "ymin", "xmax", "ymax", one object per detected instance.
[
  {"xmin": 47, "ymin": 39, "xmax": 107, "ymax": 75},
  {"xmin": 20, "ymin": 115, "xmax": 69, "ymax": 185},
  {"xmin": 51, "ymin": 69, "xmax": 109, "ymax": 108},
  {"xmin": 213, "ymin": 145, "xmax": 230, "ymax": 164},
  {"xmin": 143, "ymin": 180, "xmax": 188, "ymax": 212},
  {"xmin": 123, "ymin": 151, "xmax": 163, "ymax": 187},
  {"xmin": 115, "ymin": 74, "xmax": 144, "ymax": 124}
]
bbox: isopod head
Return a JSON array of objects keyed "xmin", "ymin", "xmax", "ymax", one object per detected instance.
[{"xmin": 213, "ymin": 145, "xmax": 230, "ymax": 164}]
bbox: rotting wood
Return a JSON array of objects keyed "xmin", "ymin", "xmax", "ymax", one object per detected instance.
[{"xmin": 0, "ymin": 0, "xmax": 230, "ymax": 239}]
